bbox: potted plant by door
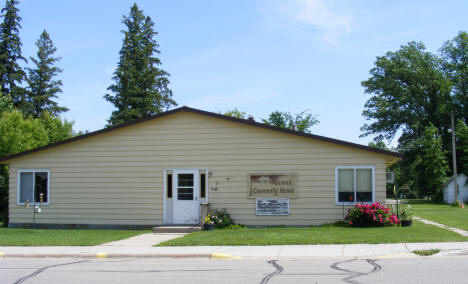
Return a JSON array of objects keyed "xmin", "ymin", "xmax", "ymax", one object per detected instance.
[
  {"xmin": 203, "ymin": 215, "xmax": 215, "ymax": 230},
  {"xmin": 399, "ymin": 205, "xmax": 413, "ymax": 227}
]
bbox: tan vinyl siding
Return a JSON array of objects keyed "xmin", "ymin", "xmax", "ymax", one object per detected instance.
[{"xmin": 8, "ymin": 111, "xmax": 391, "ymax": 226}]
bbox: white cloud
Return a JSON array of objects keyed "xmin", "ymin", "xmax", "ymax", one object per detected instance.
[{"xmin": 260, "ymin": 0, "xmax": 354, "ymax": 44}]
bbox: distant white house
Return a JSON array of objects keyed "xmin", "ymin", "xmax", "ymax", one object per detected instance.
[{"xmin": 443, "ymin": 174, "xmax": 468, "ymax": 204}]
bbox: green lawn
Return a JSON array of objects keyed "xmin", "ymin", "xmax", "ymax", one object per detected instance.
[
  {"xmin": 410, "ymin": 201, "xmax": 468, "ymax": 230},
  {"xmin": 157, "ymin": 221, "xmax": 468, "ymax": 246},
  {"xmin": 0, "ymin": 227, "xmax": 149, "ymax": 246}
]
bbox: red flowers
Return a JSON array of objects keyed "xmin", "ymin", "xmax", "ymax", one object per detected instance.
[{"xmin": 346, "ymin": 202, "xmax": 400, "ymax": 227}]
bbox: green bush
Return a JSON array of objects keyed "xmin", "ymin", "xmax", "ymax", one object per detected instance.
[{"xmin": 204, "ymin": 209, "xmax": 234, "ymax": 228}]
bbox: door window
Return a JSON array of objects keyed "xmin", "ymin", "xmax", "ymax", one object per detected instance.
[{"xmin": 177, "ymin": 174, "xmax": 194, "ymax": 200}]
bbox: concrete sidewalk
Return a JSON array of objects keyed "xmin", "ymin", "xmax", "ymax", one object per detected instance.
[
  {"xmin": 99, "ymin": 233, "xmax": 187, "ymax": 247},
  {"xmin": 1, "ymin": 242, "xmax": 468, "ymax": 259}
]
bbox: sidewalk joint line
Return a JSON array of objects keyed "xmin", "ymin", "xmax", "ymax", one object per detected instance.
[
  {"xmin": 404, "ymin": 243, "xmax": 410, "ymax": 252},
  {"xmin": 414, "ymin": 216, "xmax": 468, "ymax": 237}
]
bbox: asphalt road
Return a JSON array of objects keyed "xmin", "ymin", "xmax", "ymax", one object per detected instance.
[{"xmin": 1, "ymin": 256, "xmax": 468, "ymax": 284}]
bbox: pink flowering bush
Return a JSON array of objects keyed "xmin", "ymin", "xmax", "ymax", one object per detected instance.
[{"xmin": 345, "ymin": 202, "xmax": 400, "ymax": 227}]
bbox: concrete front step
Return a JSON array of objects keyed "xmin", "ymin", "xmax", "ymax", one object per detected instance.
[{"xmin": 153, "ymin": 226, "xmax": 201, "ymax": 233}]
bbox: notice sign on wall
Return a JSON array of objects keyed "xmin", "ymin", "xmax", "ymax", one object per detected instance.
[
  {"xmin": 256, "ymin": 198, "xmax": 289, "ymax": 215},
  {"xmin": 248, "ymin": 174, "xmax": 297, "ymax": 198}
]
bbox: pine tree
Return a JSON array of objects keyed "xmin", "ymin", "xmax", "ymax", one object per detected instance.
[
  {"xmin": 25, "ymin": 30, "xmax": 68, "ymax": 117},
  {"xmin": 0, "ymin": 0, "xmax": 26, "ymax": 110},
  {"xmin": 104, "ymin": 3, "xmax": 176, "ymax": 126}
]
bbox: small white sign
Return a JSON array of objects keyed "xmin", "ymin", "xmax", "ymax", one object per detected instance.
[{"xmin": 256, "ymin": 198, "xmax": 289, "ymax": 216}]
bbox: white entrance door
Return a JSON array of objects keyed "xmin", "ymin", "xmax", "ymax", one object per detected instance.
[{"xmin": 172, "ymin": 170, "xmax": 200, "ymax": 224}]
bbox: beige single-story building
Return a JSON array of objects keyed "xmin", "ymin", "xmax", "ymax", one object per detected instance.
[{"xmin": 0, "ymin": 106, "xmax": 401, "ymax": 228}]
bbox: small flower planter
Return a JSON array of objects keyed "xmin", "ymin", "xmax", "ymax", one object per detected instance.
[
  {"xmin": 401, "ymin": 220, "xmax": 413, "ymax": 227},
  {"xmin": 203, "ymin": 224, "xmax": 215, "ymax": 231}
]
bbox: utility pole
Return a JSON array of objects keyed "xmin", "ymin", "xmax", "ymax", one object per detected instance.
[{"xmin": 450, "ymin": 111, "xmax": 458, "ymax": 204}]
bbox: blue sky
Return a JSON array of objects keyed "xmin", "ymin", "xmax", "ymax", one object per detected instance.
[{"xmin": 16, "ymin": 0, "xmax": 468, "ymax": 146}]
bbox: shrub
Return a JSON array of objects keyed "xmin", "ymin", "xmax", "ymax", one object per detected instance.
[
  {"xmin": 346, "ymin": 202, "xmax": 399, "ymax": 227},
  {"xmin": 204, "ymin": 209, "xmax": 234, "ymax": 228},
  {"xmin": 398, "ymin": 204, "xmax": 414, "ymax": 221}
]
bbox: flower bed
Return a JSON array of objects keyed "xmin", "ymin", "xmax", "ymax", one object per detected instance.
[
  {"xmin": 203, "ymin": 209, "xmax": 234, "ymax": 229},
  {"xmin": 346, "ymin": 202, "xmax": 400, "ymax": 227}
]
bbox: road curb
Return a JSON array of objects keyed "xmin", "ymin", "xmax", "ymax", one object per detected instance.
[
  {"xmin": 0, "ymin": 252, "xmax": 212, "ymax": 259},
  {"xmin": 210, "ymin": 252, "xmax": 242, "ymax": 259},
  {"xmin": 377, "ymin": 252, "xmax": 417, "ymax": 259}
]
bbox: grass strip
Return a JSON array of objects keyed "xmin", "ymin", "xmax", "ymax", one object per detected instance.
[
  {"xmin": 0, "ymin": 227, "xmax": 149, "ymax": 246},
  {"xmin": 409, "ymin": 201, "xmax": 468, "ymax": 231},
  {"xmin": 157, "ymin": 221, "xmax": 468, "ymax": 246}
]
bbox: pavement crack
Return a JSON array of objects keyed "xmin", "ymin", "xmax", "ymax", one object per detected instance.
[
  {"xmin": 260, "ymin": 260, "xmax": 283, "ymax": 284},
  {"xmin": 330, "ymin": 259, "xmax": 381, "ymax": 284},
  {"xmin": 14, "ymin": 260, "xmax": 89, "ymax": 284}
]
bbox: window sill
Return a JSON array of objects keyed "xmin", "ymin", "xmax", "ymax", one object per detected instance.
[
  {"xmin": 17, "ymin": 203, "xmax": 50, "ymax": 206},
  {"xmin": 336, "ymin": 201, "xmax": 374, "ymax": 206}
]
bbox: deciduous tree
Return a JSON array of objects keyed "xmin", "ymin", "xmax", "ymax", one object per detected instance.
[
  {"xmin": 223, "ymin": 108, "xmax": 247, "ymax": 119},
  {"xmin": 361, "ymin": 41, "xmax": 452, "ymax": 144},
  {"xmin": 0, "ymin": 110, "xmax": 75, "ymax": 225},
  {"xmin": 262, "ymin": 110, "xmax": 319, "ymax": 133},
  {"xmin": 410, "ymin": 124, "xmax": 449, "ymax": 201},
  {"xmin": 440, "ymin": 31, "xmax": 468, "ymax": 121}
]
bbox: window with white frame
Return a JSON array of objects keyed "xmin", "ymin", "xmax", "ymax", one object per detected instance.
[
  {"xmin": 335, "ymin": 166, "xmax": 374, "ymax": 204},
  {"xmin": 18, "ymin": 170, "xmax": 50, "ymax": 205}
]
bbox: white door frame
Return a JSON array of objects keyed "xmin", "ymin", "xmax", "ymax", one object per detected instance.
[{"xmin": 163, "ymin": 168, "xmax": 208, "ymax": 224}]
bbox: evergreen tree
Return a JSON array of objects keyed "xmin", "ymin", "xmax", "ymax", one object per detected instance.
[
  {"xmin": 0, "ymin": 0, "xmax": 26, "ymax": 110},
  {"xmin": 0, "ymin": 90, "xmax": 13, "ymax": 113},
  {"xmin": 26, "ymin": 30, "xmax": 68, "ymax": 117},
  {"xmin": 104, "ymin": 3, "xmax": 176, "ymax": 126}
]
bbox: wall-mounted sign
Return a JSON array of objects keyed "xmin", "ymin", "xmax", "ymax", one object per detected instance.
[
  {"xmin": 248, "ymin": 174, "xmax": 297, "ymax": 198},
  {"xmin": 256, "ymin": 198, "xmax": 289, "ymax": 215}
]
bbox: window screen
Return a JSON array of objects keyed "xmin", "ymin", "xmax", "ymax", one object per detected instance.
[
  {"xmin": 177, "ymin": 188, "xmax": 194, "ymax": 200},
  {"xmin": 177, "ymin": 174, "xmax": 194, "ymax": 200},
  {"xmin": 35, "ymin": 172, "xmax": 48, "ymax": 203},
  {"xmin": 18, "ymin": 171, "xmax": 49, "ymax": 204},
  {"xmin": 178, "ymin": 174, "xmax": 194, "ymax": 186},
  {"xmin": 19, "ymin": 172, "xmax": 33, "ymax": 203},
  {"xmin": 336, "ymin": 167, "xmax": 374, "ymax": 204},
  {"xmin": 338, "ymin": 169, "xmax": 354, "ymax": 202},
  {"xmin": 356, "ymin": 169, "xmax": 372, "ymax": 202}
]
